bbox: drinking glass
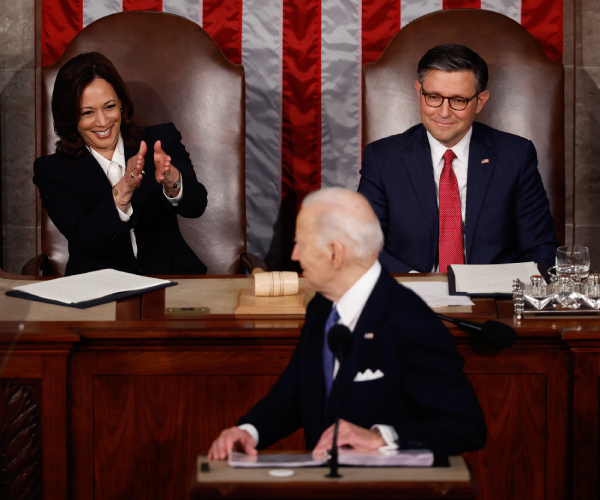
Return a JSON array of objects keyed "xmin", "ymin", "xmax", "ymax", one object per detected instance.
[{"xmin": 555, "ymin": 245, "xmax": 590, "ymax": 284}]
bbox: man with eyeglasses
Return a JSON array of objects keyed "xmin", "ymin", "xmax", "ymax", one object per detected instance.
[{"xmin": 358, "ymin": 44, "xmax": 558, "ymax": 273}]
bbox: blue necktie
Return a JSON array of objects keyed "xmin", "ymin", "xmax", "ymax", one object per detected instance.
[{"xmin": 323, "ymin": 306, "xmax": 340, "ymax": 403}]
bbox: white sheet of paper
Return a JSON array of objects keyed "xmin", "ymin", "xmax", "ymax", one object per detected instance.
[
  {"xmin": 228, "ymin": 449, "xmax": 434, "ymax": 468},
  {"xmin": 401, "ymin": 281, "xmax": 474, "ymax": 307},
  {"xmin": 451, "ymin": 262, "xmax": 540, "ymax": 294},
  {"xmin": 12, "ymin": 269, "xmax": 171, "ymax": 304}
]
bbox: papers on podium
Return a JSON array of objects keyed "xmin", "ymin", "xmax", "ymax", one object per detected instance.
[
  {"xmin": 448, "ymin": 262, "xmax": 540, "ymax": 296},
  {"xmin": 228, "ymin": 449, "xmax": 435, "ymax": 468},
  {"xmin": 400, "ymin": 282, "xmax": 475, "ymax": 308},
  {"xmin": 7, "ymin": 269, "xmax": 176, "ymax": 309}
]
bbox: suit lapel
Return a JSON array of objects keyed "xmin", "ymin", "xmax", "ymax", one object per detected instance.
[
  {"xmin": 72, "ymin": 154, "xmax": 113, "ymax": 204},
  {"xmin": 403, "ymin": 126, "xmax": 439, "ymax": 259},
  {"xmin": 465, "ymin": 124, "xmax": 498, "ymax": 261},
  {"xmin": 323, "ymin": 272, "xmax": 393, "ymax": 426}
]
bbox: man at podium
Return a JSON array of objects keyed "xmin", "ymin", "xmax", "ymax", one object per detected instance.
[{"xmin": 208, "ymin": 188, "xmax": 486, "ymax": 459}]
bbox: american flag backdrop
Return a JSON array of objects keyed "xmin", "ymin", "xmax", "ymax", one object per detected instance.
[{"xmin": 41, "ymin": 0, "xmax": 563, "ymax": 270}]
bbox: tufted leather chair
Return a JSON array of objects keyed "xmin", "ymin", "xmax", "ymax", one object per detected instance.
[
  {"xmin": 362, "ymin": 9, "xmax": 565, "ymax": 244},
  {"xmin": 26, "ymin": 11, "xmax": 265, "ymax": 275}
]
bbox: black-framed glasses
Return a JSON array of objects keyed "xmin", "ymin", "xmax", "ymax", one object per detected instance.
[{"xmin": 421, "ymin": 88, "xmax": 478, "ymax": 111}]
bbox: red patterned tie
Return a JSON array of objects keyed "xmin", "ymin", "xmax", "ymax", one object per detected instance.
[{"xmin": 438, "ymin": 149, "xmax": 464, "ymax": 273}]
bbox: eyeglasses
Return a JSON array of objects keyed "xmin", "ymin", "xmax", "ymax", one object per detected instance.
[{"xmin": 420, "ymin": 88, "xmax": 478, "ymax": 111}]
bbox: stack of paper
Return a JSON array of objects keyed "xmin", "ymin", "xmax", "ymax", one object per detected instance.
[
  {"xmin": 228, "ymin": 449, "xmax": 434, "ymax": 468},
  {"xmin": 7, "ymin": 269, "xmax": 175, "ymax": 308},
  {"xmin": 449, "ymin": 262, "xmax": 540, "ymax": 295},
  {"xmin": 400, "ymin": 281, "xmax": 475, "ymax": 308}
]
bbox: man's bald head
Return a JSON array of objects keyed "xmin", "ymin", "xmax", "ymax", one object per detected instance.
[{"xmin": 301, "ymin": 188, "xmax": 383, "ymax": 262}]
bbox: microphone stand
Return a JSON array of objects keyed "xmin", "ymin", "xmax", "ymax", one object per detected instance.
[
  {"xmin": 324, "ymin": 324, "xmax": 354, "ymax": 479},
  {"xmin": 326, "ymin": 375, "xmax": 344, "ymax": 478}
]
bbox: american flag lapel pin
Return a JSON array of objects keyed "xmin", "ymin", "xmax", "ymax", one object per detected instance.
[
  {"xmin": 364, "ymin": 332, "xmax": 374, "ymax": 339},
  {"xmin": 481, "ymin": 159, "xmax": 490, "ymax": 164}
]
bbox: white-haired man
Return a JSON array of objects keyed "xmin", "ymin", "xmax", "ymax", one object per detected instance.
[{"xmin": 208, "ymin": 188, "xmax": 486, "ymax": 459}]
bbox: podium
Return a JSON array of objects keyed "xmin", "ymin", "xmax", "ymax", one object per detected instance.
[{"xmin": 189, "ymin": 455, "xmax": 477, "ymax": 499}]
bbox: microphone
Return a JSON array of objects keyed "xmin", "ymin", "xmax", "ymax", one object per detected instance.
[
  {"xmin": 328, "ymin": 324, "xmax": 354, "ymax": 365},
  {"xmin": 325, "ymin": 324, "xmax": 354, "ymax": 479},
  {"xmin": 436, "ymin": 314, "xmax": 516, "ymax": 348}
]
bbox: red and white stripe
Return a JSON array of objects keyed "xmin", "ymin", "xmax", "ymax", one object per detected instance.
[{"xmin": 40, "ymin": 0, "xmax": 563, "ymax": 269}]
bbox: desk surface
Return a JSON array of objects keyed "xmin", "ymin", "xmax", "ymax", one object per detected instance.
[{"xmin": 190, "ymin": 455, "xmax": 476, "ymax": 499}]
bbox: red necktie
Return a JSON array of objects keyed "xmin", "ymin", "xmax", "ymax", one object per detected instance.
[{"xmin": 438, "ymin": 149, "xmax": 464, "ymax": 273}]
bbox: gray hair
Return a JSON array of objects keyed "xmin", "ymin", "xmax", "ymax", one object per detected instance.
[
  {"xmin": 417, "ymin": 44, "xmax": 489, "ymax": 94},
  {"xmin": 301, "ymin": 188, "xmax": 384, "ymax": 259}
]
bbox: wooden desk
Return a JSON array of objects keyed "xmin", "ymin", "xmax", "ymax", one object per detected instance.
[
  {"xmin": 190, "ymin": 455, "xmax": 477, "ymax": 499},
  {"xmin": 563, "ymin": 327, "xmax": 600, "ymax": 500},
  {"xmin": 0, "ymin": 271, "xmax": 595, "ymax": 500}
]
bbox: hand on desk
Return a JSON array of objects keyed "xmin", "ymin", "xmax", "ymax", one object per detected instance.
[
  {"xmin": 313, "ymin": 419, "xmax": 385, "ymax": 456},
  {"xmin": 207, "ymin": 426, "xmax": 257, "ymax": 460}
]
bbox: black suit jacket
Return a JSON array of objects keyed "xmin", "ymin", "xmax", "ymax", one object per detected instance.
[
  {"xmin": 358, "ymin": 123, "xmax": 559, "ymax": 273},
  {"xmin": 239, "ymin": 270, "xmax": 487, "ymax": 456},
  {"xmin": 33, "ymin": 123, "xmax": 208, "ymax": 276}
]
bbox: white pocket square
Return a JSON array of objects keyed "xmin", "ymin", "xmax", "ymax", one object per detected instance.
[{"xmin": 353, "ymin": 368, "xmax": 384, "ymax": 382}]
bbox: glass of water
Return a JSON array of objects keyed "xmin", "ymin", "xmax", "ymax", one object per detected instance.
[{"xmin": 555, "ymin": 245, "xmax": 590, "ymax": 284}]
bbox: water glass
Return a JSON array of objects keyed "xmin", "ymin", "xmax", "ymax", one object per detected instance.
[{"xmin": 555, "ymin": 245, "xmax": 590, "ymax": 284}]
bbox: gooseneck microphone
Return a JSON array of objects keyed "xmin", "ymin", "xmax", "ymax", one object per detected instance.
[
  {"xmin": 326, "ymin": 324, "xmax": 354, "ymax": 478},
  {"xmin": 436, "ymin": 314, "xmax": 516, "ymax": 348}
]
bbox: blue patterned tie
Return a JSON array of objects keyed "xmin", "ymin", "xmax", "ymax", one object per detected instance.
[{"xmin": 323, "ymin": 306, "xmax": 340, "ymax": 403}]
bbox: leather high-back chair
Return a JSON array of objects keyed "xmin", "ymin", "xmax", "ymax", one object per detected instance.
[
  {"xmin": 34, "ymin": 11, "xmax": 262, "ymax": 275},
  {"xmin": 363, "ymin": 9, "xmax": 565, "ymax": 244}
]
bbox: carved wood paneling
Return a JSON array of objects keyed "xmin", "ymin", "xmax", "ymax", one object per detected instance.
[{"xmin": 0, "ymin": 382, "xmax": 42, "ymax": 500}]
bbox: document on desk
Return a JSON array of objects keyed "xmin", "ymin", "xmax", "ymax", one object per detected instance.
[
  {"xmin": 228, "ymin": 449, "xmax": 434, "ymax": 468},
  {"xmin": 449, "ymin": 262, "xmax": 540, "ymax": 296},
  {"xmin": 7, "ymin": 269, "xmax": 176, "ymax": 309},
  {"xmin": 400, "ymin": 282, "xmax": 474, "ymax": 308}
]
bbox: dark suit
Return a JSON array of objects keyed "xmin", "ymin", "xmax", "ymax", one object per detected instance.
[
  {"xmin": 33, "ymin": 122, "xmax": 208, "ymax": 276},
  {"xmin": 358, "ymin": 122, "xmax": 559, "ymax": 273},
  {"xmin": 238, "ymin": 270, "xmax": 487, "ymax": 456}
]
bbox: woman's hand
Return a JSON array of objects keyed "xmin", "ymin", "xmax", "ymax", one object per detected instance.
[
  {"xmin": 154, "ymin": 140, "xmax": 181, "ymax": 196},
  {"xmin": 115, "ymin": 140, "xmax": 146, "ymax": 200}
]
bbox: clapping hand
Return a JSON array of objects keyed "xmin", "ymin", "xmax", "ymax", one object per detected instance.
[
  {"xmin": 154, "ymin": 140, "xmax": 180, "ymax": 193},
  {"xmin": 114, "ymin": 140, "xmax": 146, "ymax": 208}
]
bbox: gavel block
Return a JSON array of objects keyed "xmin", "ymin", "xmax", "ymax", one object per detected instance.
[
  {"xmin": 235, "ymin": 271, "xmax": 306, "ymax": 315},
  {"xmin": 254, "ymin": 271, "xmax": 299, "ymax": 297}
]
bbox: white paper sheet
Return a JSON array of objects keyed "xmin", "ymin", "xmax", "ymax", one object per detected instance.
[
  {"xmin": 401, "ymin": 281, "xmax": 475, "ymax": 307},
  {"xmin": 12, "ymin": 269, "xmax": 171, "ymax": 304},
  {"xmin": 228, "ymin": 449, "xmax": 434, "ymax": 468},
  {"xmin": 451, "ymin": 262, "xmax": 540, "ymax": 294}
]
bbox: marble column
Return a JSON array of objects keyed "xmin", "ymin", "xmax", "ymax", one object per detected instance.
[{"xmin": 0, "ymin": 0, "xmax": 37, "ymax": 274}]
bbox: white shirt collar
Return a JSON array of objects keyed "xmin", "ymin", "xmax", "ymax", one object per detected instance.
[
  {"xmin": 335, "ymin": 260, "xmax": 382, "ymax": 332},
  {"xmin": 426, "ymin": 126, "xmax": 472, "ymax": 168},
  {"xmin": 88, "ymin": 134, "xmax": 126, "ymax": 175}
]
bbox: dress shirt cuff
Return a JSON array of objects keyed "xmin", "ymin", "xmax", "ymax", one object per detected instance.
[
  {"xmin": 237, "ymin": 423, "xmax": 259, "ymax": 446},
  {"xmin": 371, "ymin": 424, "xmax": 399, "ymax": 450},
  {"xmin": 163, "ymin": 177, "xmax": 183, "ymax": 205},
  {"xmin": 117, "ymin": 203, "xmax": 133, "ymax": 221},
  {"xmin": 409, "ymin": 270, "xmax": 419, "ymax": 274}
]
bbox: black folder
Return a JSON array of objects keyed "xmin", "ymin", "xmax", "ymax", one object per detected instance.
[{"xmin": 6, "ymin": 281, "xmax": 177, "ymax": 309}]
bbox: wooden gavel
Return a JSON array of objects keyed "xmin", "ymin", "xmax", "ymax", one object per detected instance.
[{"xmin": 252, "ymin": 269, "xmax": 299, "ymax": 297}]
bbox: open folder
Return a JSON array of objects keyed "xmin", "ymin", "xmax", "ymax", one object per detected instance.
[
  {"xmin": 228, "ymin": 449, "xmax": 435, "ymax": 468},
  {"xmin": 6, "ymin": 269, "xmax": 176, "ymax": 309}
]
